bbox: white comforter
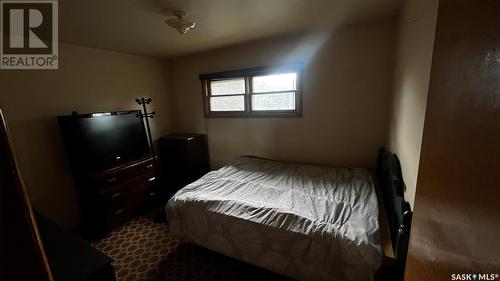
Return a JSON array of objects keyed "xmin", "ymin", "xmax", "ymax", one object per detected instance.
[{"xmin": 166, "ymin": 156, "xmax": 381, "ymax": 281}]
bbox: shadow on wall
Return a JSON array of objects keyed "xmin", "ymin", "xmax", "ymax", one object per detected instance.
[
  {"xmin": 10, "ymin": 114, "xmax": 81, "ymax": 225},
  {"xmin": 169, "ymin": 19, "xmax": 397, "ymax": 169}
]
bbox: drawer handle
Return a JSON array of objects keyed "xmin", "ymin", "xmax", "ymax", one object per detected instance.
[
  {"xmin": 114, "ymin": 209, "xmax": 123, "ymax": 215},
  {"xmin": 146, "ymin": 164, "xmax": 153, "ymax": 169},
  {"xmin": 148, "ymin": 177, "xmax": 156, "ymax": 182},
  {"xmin": 149, "ymin": 192, "xmax": 157, "ymax": 197},
  {"xmin": 107, "ymin": 177, "xmax": 118, "ymax": 183},
  {"xmin": 111, "ymin": 192, "xmax": 121, "ymax": 198}
]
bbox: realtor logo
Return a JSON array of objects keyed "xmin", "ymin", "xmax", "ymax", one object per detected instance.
[{"xmin": 1, "ymin": 0, "xmax": 58, "ymax": 69}]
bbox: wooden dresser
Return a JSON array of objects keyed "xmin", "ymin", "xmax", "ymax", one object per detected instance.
[
  {"xmin": 159, "ymin": 134, "xmax": 210, "ymax": 197},
  {"xmin": 76, "ymin": 156, "xmax": 158, "ymax": 237}
]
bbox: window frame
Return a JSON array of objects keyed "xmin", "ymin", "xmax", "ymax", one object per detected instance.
[{"xmin": 200, "ymin": 64, "xmax": 303, "ymax": 118}]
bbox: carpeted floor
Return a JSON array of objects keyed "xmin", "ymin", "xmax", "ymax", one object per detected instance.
[{"xmin": 92, "ymin": 211, "xmax": 293, "ymax": 281}]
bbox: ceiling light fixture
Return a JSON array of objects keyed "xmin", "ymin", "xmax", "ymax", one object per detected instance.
[{"xmin": 165, "ymin": 10, "xmax": 195, "ymax": 34}]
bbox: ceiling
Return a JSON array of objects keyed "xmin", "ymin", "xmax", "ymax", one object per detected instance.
[{"xmin": 59, "ymin": 0, "xmax": 401, "ymax": 58}]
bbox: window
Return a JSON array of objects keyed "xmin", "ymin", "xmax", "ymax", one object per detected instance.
[{"xmin": 200, "ymin": 64, "xmax": 303, "ymax": 117}]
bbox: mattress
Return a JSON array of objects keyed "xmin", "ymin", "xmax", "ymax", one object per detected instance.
[{"xmin": 166, "ymin": 156, "xmax": 381, "ymax": 281}]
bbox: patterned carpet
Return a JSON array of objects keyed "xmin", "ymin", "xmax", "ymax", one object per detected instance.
[{"xmin": 92, "ymin": 211, "xmax": 293, "ymax": 281}]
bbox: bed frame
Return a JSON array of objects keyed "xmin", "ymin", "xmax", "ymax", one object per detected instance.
[{"xmin": 375, "ymin": 148, "xmax": 412, "ymax": 279}]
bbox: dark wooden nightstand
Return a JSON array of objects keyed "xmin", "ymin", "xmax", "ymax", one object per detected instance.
[{"xmin": 159, "ymin": 134, "xmax": 210, "ymax": 197}]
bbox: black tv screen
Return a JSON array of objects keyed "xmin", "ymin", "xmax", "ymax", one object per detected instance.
[{"xmin": 57, "ymin": 110, "xmax": 150, "ymax": 169}]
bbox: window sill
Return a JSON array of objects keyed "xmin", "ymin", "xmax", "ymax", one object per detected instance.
[{"xmin": 205, "ymin": 111, "xmax": 302, "ymax": 118}]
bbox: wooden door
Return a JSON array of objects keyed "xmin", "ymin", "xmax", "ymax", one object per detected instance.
[{"xmin": 405, "ymin": 0, "xmax": 500, "ymax": 280}]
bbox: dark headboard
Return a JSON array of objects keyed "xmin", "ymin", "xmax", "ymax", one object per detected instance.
[{"xmin": 376, "ymin": 148, "xmax": 412, "ymax": 274}]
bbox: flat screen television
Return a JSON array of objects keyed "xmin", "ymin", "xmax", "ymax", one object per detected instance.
[{"xmin": 57, "ymin": 110, "xmax": 150, "ymax": 169}]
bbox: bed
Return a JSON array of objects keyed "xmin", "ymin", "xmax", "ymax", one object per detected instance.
[{"xmin": 166, "ymin": 149, "xmax": 411, "ymax": 281}]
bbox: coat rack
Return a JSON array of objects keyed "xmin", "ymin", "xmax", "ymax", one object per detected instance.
[
  {"xmin": 135, "ymin": 97, "xmax": 166, "ymax": 222},
  {"xmin": 135, "ymin": 98, "xmax": 156, "ymax": 161}
]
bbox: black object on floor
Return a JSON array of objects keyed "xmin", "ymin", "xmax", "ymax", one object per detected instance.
[{"xmin": 36, "ymin": 212, "xmax": 116, "ymax": 281}]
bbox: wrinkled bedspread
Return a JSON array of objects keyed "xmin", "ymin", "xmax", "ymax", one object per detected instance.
[{"xmin": 166, "ymin": 156, "xmax": 381, "ymax": 281}]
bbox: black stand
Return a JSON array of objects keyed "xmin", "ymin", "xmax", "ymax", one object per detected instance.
[
  {"xmin": 135, "ymin": 98, "xmax": 166, "ymax": 223},
  {"xmin": 135, "ymin": 98, "xmax": 156, "ymax": 161}
]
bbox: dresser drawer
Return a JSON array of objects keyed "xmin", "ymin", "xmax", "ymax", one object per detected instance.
[
  {"xmin": 98, "ymin": 173, "xmax": 156, "ymax": 211},
  {"xmin": 99, "ymin": 173, "xmax": 157, "ymax": 231},
  {"xmin": 93, "ymin": 159, "xmax": 156, "ymax": 190}
]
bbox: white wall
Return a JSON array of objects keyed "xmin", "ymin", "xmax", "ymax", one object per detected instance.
[{"xmin": 388, "ymin": 0, "xmax": 439, "ymax": 207}]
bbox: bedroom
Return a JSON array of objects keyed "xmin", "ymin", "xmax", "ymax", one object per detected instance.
[{"xmin": 1, "ymin": 0, "xmax": 499, "ymax": 281}]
